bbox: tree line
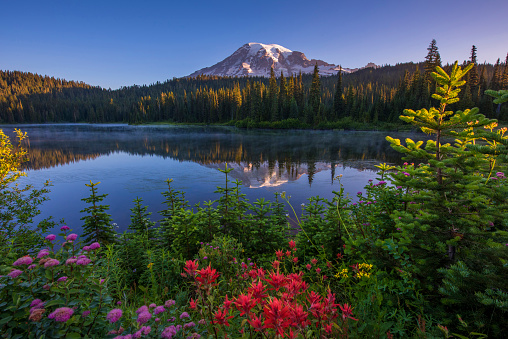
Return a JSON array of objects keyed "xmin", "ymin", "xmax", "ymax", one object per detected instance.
[{"xmin": 1, "ymin": 41, "xmax": 507, "ymax": 126}]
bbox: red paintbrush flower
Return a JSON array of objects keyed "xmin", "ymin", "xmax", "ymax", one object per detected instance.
[
  {"xmin": 263, "ymin": 298, "xmax": 292, "ymax": 337},
  {"xmin": 195, "ymin": 264, "xmax": 219, "ymax": 288},
  {"xmin": 223, "ymin": 294, "xmax": 233, "ymax": 311},
  {"xmin": 248, "ymin": 280, "xmax": 268, "ymax": 302},
  {"xmin": 184, "ymin": 260, "xmax": 199, "ymax": 277},
  {"xmin": 289, "ymin": 303, "xmax": 309, "ymax": 329},
  {"xmin": 288, "ymin": 240, "xmax": 296, "ymax": 250},
  {"xmin": 189, "ymin": 298, "xmax": 197, "ymax": 310},
  {"xmin": 264, "ymin": 271, "xmax": 287, "ymax": 291},
  {"xmin": 247, "ymin": 314, "xmax": 263, "ymax": 332},
  {"xmin": 235, "ymin": 293, "xmax": 257, "ymax": 316},
  {"xmin": 339, "ymin": 303, "xmax": 358, "ymax": 321},
  {"xmin": 275, "ymin": 249, "xmax": 284, "ymax": 259},
  {"xmin": 212, "ymin": 308, "xmax": 234, "ymax": 327}
]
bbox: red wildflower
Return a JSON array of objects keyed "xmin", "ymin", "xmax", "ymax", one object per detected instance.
[
  {"xmin": 285, "ymin": 250, "xmax": 291, "ymax": 257},
  {"xmin": 288, "ymin": 240, "xmax": 296, "ymax": 250},
  {"xmin": 184, "ymin": 260, "xmax": 199, "ymax": 277},
  {"xmin": 247, "ymin": 314, "xmax": 263, "ymax": 332},
  {"xmin": 311, "ymin": 258, "xmax": 318, "ymax": 265},
  {"xmin": 235, "ymin": 293, "xmax": 257, "ymax": 316},
  {"xmin": 275, "ymin": 250, "xmax": 284, "ymax": 259},
  {"xmin": 337, "ymin": 253, "xmax": 344, "ymax": 259},
  {"xmin": 263, "ymin": 298, "xmax": 292, "ymax": 337},
  {"xmin": 212, "ymin": 308, "xmax": 234, "ymax": 327},
  {"xmin": 292, "ymin": 257, "xmax": 298, "ymax": 263},
  {"xmin": 324, "ymin": 323, "xmax": 333, "ymax": 334},
  {"xmin": 272, "ymin": 260, "xmax": 280, "ymax": 270},
  {"xmin": 289, "ymin": 303, "xmax": 309, "ymax": 328},
  {"xmin": 189, "ymin": 298, "xmax": 197, "ymax": 310},
  {"xmin": 223, "ymin": 295, "xmax": 233, "ymax": 311},
  {"xmin": 326, "ymin": 261, "xmax": 332, "ymax": 268},
  {"xmin": 248, "ymin": 280, "xmax": 268, "ymax": 302},
  {"xmin": 195, "ymin": 265, "xmax": 219, "ymax": 288},
  {"xmin": 339, "ymin": 303, "xmax": 358, "ymax": 321},
  {"xmin": 264, "ymin": 271, "xmax": 286, "ymax": 291},
  {"xmin": 306, "ymin": 264, "xmax": 311, "ymax": 270},
  {"xmin": 316, "ymin": 268, "xmax": 321, "ymax": 274}
]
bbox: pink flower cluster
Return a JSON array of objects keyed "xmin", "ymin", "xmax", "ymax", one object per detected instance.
[
  {"xmin": 8, "ymin": 269, "xmax": 23, "ymax": 278},
  {"xmin": 13, "ymin": 256, "xmax": 33, "ymax": 266},
  {"xmin": 106, "ymin": 308, "xmax": 123, "ymax": 323},
  {"xmin": 48, "ymin": 307, "xmax": 74, "ymax": 322}
]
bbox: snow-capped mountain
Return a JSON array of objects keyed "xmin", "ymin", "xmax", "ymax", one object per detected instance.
[{"xmin": 189, "ymin": 42, "xmax": 377, "ymax": 78}]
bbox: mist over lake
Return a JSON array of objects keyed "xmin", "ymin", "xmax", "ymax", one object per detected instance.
[{"xmin": 3, "ymin": 124, "xmax": 416, "ymax": 234}]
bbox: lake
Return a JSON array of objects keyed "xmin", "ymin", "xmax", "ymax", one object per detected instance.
[{"xmin": 2, "ymin": 124, "xmax": 417, "ymax": 235}]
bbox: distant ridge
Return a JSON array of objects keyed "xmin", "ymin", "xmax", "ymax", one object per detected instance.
[{"xmin": 189, "ymin": 42, "xmax": 378, "ymax": 78}]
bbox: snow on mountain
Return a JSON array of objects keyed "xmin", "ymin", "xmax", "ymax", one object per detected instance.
[{"xmin": 189, "ymin": 43, "xmax": 378, "ymax": 78}]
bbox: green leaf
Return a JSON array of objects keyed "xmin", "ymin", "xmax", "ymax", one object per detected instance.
[
  {"xmin": 66, "ymin": 333, "xmax": 82, "ymax": 339},
  {"xmin": 0, "ymin": 316, "xmax": 13, "ymax": 325},
  {"xmin": 45, "ymin": 299, "xmax": 66, "ymax": 307}
]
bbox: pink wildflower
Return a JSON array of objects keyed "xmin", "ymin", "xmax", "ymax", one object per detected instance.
[
  {"xmin": 106, "ymin": 308, "xmax": 123, "ymax": 323},
  {"xmin": 76, "ymin": 257, "xmax": 91, "ymax": 265},
  {"xmin": 89, "ymin": 242, "xmax": 101, "ymax": 250},
  {"xmin": 164, "ymin": 299, "xmax": 176, "ymax": 308},
  {"xmin": 66, "ymin": 258, "xmax": 77, "ymax": 265},
  {"xmin": 8, "ymin": 269, "xmax": 23, "ymax": 278},
  {"xmin": 44, "ymin": 259, "xmax": 60, "ymax": 268},
  {"xmin": 60, "ymin": 226, "xmax": 70, "ymax": 231},
  {"xmin": 82, "ymin": 310, "xmax": 91, "ymax": 317},
  {"xmin": 13, "ymin": 256, "xmax": 33, "ymax": 266},
  {"xmin": 48, "ymin": 307, "xmax": 74, "ymax": 322},
  {"xmin": 67, "ymin": 234, "xmax": 78, "ymax": 241},
  {"xmin": 137, "ymin": 311, "xmax": 152, "ymax": 324},
  {"xmin": 57, "ymin": 276, "xmax": 68, "ymax": 283},
  {"xmin": 136, "ymin": 305, "xmax": 149, "ymax": 314},
  {"xmin": 45, "ymin": 234, "xmax": 56, "ymax": 241},
  {"xmin": 154, "ymin": 306, "xmax": 165, "ymax": 315}
]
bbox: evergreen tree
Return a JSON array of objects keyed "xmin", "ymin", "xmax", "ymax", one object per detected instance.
[
  {"xmin": 268, "ymin": 67, "xmax": 278, "ymax": 121},
  {"xmin": 128, "ymin": 196, "xmax": 156, "ymax": 238},
  {"xmin": 278, "ymin": 71, "xmax": 287, "ymax": 120},
  {"xmin": 309, "ymin": 64, "xmax": 321, "ymax": 124},
  {"xmin": 80, "ymin": 181, "xmax": 116, "ymax": 245},
  {"xmin": 424, "ymin": 39, "xmax": 441, "ymax": 80},
  {"xmin": 467, "ymin": 45, "xmax": 480, "ymax": 98},
  {"xmin": 333, "ymin": 66, "xmax": 344, "ymax": 119}
]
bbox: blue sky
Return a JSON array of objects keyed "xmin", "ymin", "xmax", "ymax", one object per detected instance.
[{"xmin": 1, "ymin": 0, "xmax": 506, "ymax": 89}]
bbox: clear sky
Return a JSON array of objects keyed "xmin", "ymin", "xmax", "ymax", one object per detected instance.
[{"xmin": 1, "ymin": 0, "xmax": 506, "ymax": 89}]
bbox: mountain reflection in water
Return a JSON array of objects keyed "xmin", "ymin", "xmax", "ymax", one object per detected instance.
[{"xmin": 1, "ymin": 124, "xmax": 421, "ymax": 232}]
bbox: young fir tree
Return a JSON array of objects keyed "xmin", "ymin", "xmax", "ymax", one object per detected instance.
[
  {"xmin": 128, "ymin": 196, "xmax": 156, "ymax": 238},
  {"xmin": 80, "ymin": 181, "xmax": 116, "ymax": 245},
  {"xmin": 386, "ymin": 62, "xmax": 508, "ymax": 334}
]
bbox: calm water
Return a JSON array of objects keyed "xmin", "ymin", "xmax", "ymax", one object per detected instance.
[{"xmin": 2, "ymin": 124, "xmax": 416, "ymax": 235}]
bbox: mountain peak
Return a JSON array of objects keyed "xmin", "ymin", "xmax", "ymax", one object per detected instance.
[{"xmin": 189, "ymin": 43, "xmax": 376, "ymax": 78}]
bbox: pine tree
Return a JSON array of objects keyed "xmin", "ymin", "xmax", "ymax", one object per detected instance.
[
  {"xmin": 128, "ymin": 197, "xmax": 156, "ymax": 238},
  {"xmin": 491, "ymin": 58, "xmax": 501, "ymax": 90},
  {"xmin": 268, "ymin": 67, "xmax": 278, "ymax": 121},
  {"xmin": 424, "ymin": 39, "xmax": 441, "ymax": 80},
  {"xmin": 80, "ymin": 181, "xmax": 116, "ymax": 245},
  {"xmin": 309, "ymin": 64, "xmax": 321, "ymax": 124},
  {"xmin": 467, "ymin": 45, "xmax": 479, "ymax": 98},
  {"xmin": 278, "ymin": 71, "xmax": 287, "ymax": 120},
  {"xmin": 333, "ymin": 66, "xmax": 345, "ymax": 119}
]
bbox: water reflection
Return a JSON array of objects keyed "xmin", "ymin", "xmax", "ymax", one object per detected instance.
[
  {"xmin": 0, "ymin": 124, "xmax": 421, "ymax": 231},
  {"xmin": 6, "ymin": 124, "xmax": 411, "ymax": 187}
]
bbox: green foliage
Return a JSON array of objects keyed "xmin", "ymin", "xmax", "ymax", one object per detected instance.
[
  {"xmin": 128, "ymin": 196, "xmax": 156, "ymax": 238},
  {"xmin": 0, "ymin": 129, "xmax": 54, "ymax": 257},
  {"xmin": 80, "ymin": 181, "xmax": 116, "ymax": 245}
]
